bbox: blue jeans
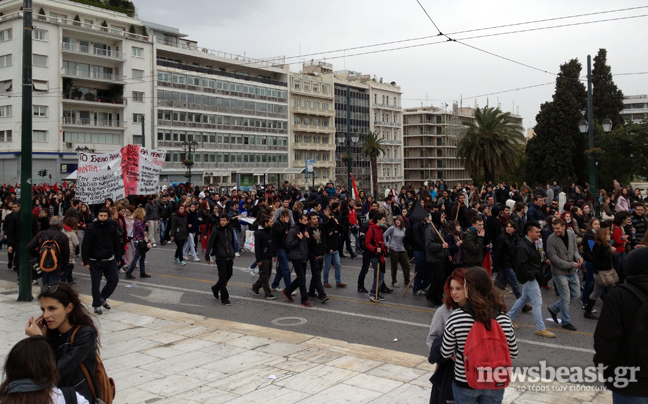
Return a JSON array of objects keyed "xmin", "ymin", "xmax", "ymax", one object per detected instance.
[
  {"xmin": 452, "ymin": 381, "xmax": 504, "ymax": 404},
  {"xmin": 61, "ymin": 263, "xmax": 74, "ymax": 283},
  {"xmin": 581, "ymin": 261, "xmax": 595, "ymax": 306},
  {"xmin": 232, "ymin": 229, "xmax": 239, "ymax": 253},
  {"xmin": 159, "ymin": 219, "xmax": 168, "ymax": 243},
  {"xmin": 183, "ymin": 233, "xmax": 197, "ymax": 259},
  {"xmin": 495, "ymin": 267, "xmax": 521, "ymax": 299},
  {"xmin": 271, "ymin": 249, "xmax": 291, "ymax": 289},
  {"xmin": 323, "ymin": 250, "xmax": 342, "ymax": 284},
  {"xmin": 369, "ymin": 257, "xmax": 385, "ymax": 295},
  {"xmin": 613, "ymin": 392, "xmax": 648, "ymax": 404},
  {"xmin": 508, "ymin": 280, "xmax": 546, "ymax": 331},
  {"xmin": 550, "ymin": 273, "xmax": 580, "ymax": 326},
  {"xmin": 350, "ymin": 227, "xmax": 361, "ymax": 252},
  {"xmin": 41, "ymin": 269, "xmax": 61, "ymax": 289},
  {"xmin": 127, "ymin": 243, "xmax": 147, "ymax": 275}
]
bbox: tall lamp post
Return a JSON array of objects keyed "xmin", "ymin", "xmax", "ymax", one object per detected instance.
[
  {"xmin": 182, "ymin": 139, "xmax": 198, "ymax": 181},
  {"xmin": 337, "ymin": 130, "xmax": 360, "ymax": 194}
]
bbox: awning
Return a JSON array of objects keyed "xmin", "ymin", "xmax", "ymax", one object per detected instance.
[
  {"xmin": 234, "ymin": 167, "xmax": 306, "ymax": 174},
  {"xmin": 65, "ymin": 170, "xmax": 77, "ymax": 180},
  {"xmin": 33, "ymin": 80, "xmax": 48, "ymax": 91}
]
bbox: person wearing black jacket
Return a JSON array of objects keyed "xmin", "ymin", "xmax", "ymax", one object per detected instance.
[
  {"xmin": 4, "ymin": 202, "xmax": 38, "ymax": 275},
  {"xmin": 205, "ymin": 214, "xmax": 236, "ymax": 305},
  {"xmin": 594, "ymin": 247, "xmax": 648, "ymax": 399},
  {"xmin": 26, "ymin": 216, "xmax": 70, "ymax": 289},
  {"xmin": 183, "ymin": 203, "xmax": 200, "ymax": 262},
  {"xmin": 270, "ymin": 210, "xmax": 292, "ymax": 291},
  {"xmin": 252, "ymin": 216, "xmax": 276, "ymax": 299},
  {"xmin": 506, "ymin": 222, "xmax": 555, "ymax": 338},
  {"xmin": 357, "ymin": 210, "xmax": 374, "ymax": 293},
  {"xmin": 580, "ymin": 219, "xmax": 599, "ymax": 311},
  {"xmin": 282, "ymin": 213, "xmax": 311, "ymax": 307},
  {"xmin": 306, "ymin": 211, "xmax": 329, "ymax": 303},
  {"xmin": 493, "ymin": 220, "xmax": 521, "ymax": 299},
  {"xmin": 412, "ymin": 217, "xmax": 431, "ymax": 295},
  {"xmin": 158, "ymin": 195, "xmax": 174, "ymax": 246},
  {"xmin": 322, "ymin": 205, "xmax": 346, "ymax": 288},
  {"xmin": 81, "ymin": 208, "xmax": 122, "ymax": 315}
]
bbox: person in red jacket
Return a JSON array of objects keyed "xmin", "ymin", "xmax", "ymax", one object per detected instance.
[
  {"xmin": 612, "ymin": 211, "xmax": 631, "ymax": 281},
  {"xmin": 365, "ymin": 212, "xmax": 387, "ymax": 302}
]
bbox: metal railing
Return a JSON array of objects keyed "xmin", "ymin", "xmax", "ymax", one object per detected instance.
[
  {"xmin": 61, "ymin": 42, "xmax": 125, "ymax": 59},
  {"xmin": 62, "ymin": 117, "xmax": 126, "ymax": 128},
  {"xmin": 62, "ymin": 67, "xmax": 124, "ymax": 82}
]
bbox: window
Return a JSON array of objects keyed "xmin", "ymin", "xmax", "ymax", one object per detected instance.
[
  {"xmin": 0, "ymin": 54, "xmax": 12, "ymax": 67},
  {"xmin": 322, "ymin": 120, "xmax": 328, "ymax": 127},
  {"xmin": 132, "ymin": 92, "xmax": 144, "ymax": 102},
  {"xmin": 294, "ymin": 152, "xmax": 301, "ymax": 161},
  {"xmin": 110, "ymin": 25, "xmax": 126, "ymax": 35},
  {"xmin": 33, "ymin": 54, "xmax": 47, "ymax": 67},
  {"xmin": 63, "ymin": 132, "xmax": 121, "ymax": 144},
  {"xmin": 294, "ymin": 117, "xmax": 301, "ymax": 125},
  {"xmin": 303, "ymin": 100, "xmax": 311, "ymax": 108},
  {"xmin": 132, "ymin": 47, "xmax": 143, "ymax": 57},
  {"xmin": 294, "ymin": 135, "xmax": 301, "ymax": 143},
  {"xmin": 293, "ymin": 99, "xmax": 300, "ymax": 107},
  {"xmin": 0, "ymin": 29, "xmax": 11, "ymax": 42},
  {"xmin": 132, "ymin": 69, "xmax": 144, "ymax": 80},
  {"xmin": 0, "ymin": 105, "xmax": 12, "ymax": 117},
  {"xmin": 0, "ymin": 130, "xmax": 11, "ymax": 142},
  {"xmin": 33, "ymin": 80, "xmax": 48, "ymax": 92},
  {"xmin": 313, "ymin": 136, "xmax": 319, "ymax": 144},
  {"xmin": 0, "ymin": 80, "xmax": 11, "ymax": 92},
  {"xmin": 303, "ymin": 118, "xmax": 311, "ymax": 125},
  {"xmin": 133, "ymin": 114, "xmax": 144, "ymax": 123},
  {"xmin": 33, "ymin": 105, "xmax": 48, "ymax": 117},
  {"xmin": 33, "ymin": 130, "xmax": 47, "ymax": 141},
  {"xmin": 322, "ymin": 136, "xmax": 328, "ymax": 144},
  {"xmin": 132, "ymin": 135, "xmax": 142, "ymax": 145},
  {"xmin": 322, "ymin": 152, "xmax": 329, "ymax": 161},
  {"xmin": 84, "ymin": 19, "xmax": 93, "ymax": 29},
  {"xmin": 322, "ymin": 103, "xmax": 329, "ymax": 110},
  {"xmin": 304, "ymin": 136, "xmax": 311, "ymax": 143},
  {"xmin": 33, "ymin": 29, "xmax": 46, "ymax": 41},
  {"xmin": 49, "ymin": 12, "xmax": 67, "ymax": 23}
]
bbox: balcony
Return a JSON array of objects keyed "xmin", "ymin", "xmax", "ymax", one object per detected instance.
[
  {"xmin": 61, "ymin": 43, "xmax": 125, "ymax": 60},
  {"xmin": 63, "ymin": 94, "xmax": 127, "ymax": 107},
  {"xmin": 374, "ymin": 121, "xmax": 401, "ymax": 128},
  {"xmin": 61, "ymin": 67, "xmax": 125, "ymax": 84},
  {"xmin": 62, "ymin": 117, "xmax": 126, "ymax": 129},
  {"xmin": 163, "ymin": 161, "xmax": 288, "ymax": 170},
  {"xmin": 373, "ymin": 103, "xmax": 401, "ymax": 111},
  {"xmin": 377, "ymin": 158, "xmax": 400, "ymax": 163},
  {"xmin": 157, "ymin": 120, "xmax": 288, "ymax": 134},
  {"xmin": 292, "ymin": 105, "xmax": 334, "ymax": 117},
  {"xmin": 156, "ymin": 100, "xmax": 287, "ymax": 119},
  {"xmin": 157, "ymin": 140, "xmax": 288, "ymax": 152},
  {"xmin": 382, "ymin": 139, "xmax": 402, "ymax": 145},
  {"xmin": 292, "ymin": 124, "xmax": 332, "ymax": 133}
]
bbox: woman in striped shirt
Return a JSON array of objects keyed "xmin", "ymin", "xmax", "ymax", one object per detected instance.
[{"xmin": 441, "ymin": 267, "xmax": 518, "ymax": 404}]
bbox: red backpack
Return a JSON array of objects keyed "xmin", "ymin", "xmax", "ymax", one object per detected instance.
[{"xmin": 462, "ymin": 305, "xmax": 512, "ymax": 389}]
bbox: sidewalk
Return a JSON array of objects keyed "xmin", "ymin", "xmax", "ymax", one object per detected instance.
[{"xmin": 0, "ymin": 280, "xmax": 611, "ymax": 404}]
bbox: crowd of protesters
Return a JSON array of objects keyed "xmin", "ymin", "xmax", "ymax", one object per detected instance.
[{"xmin": 2, "ymin": 177, "xmax": 648, "ymax": 403}]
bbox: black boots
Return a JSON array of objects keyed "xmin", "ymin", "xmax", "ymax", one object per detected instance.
[{"xmin": 584, "ymin": 300, "xmax": 598, "ymax": 319}]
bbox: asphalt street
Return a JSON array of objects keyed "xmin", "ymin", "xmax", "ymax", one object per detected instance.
[{"xmin": 0, "ymin": 245, "xmax": 599, "ymax": 373}]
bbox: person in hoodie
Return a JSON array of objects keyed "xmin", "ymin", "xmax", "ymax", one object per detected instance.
[
  {"xmin": 282, "ymin": 213, "xmax": 312, "ymax": 307},
  {"xmin": 170, "ymin": 205, "xmax": 189, "ymax": 266},
  {"xmin": 594, "ymin": 246, "xmax": 648, "ymax": 401},
  {"xmin": 322, "ymin": 203, "xmax": 347, "ymax": 288},
  {"xmin": 270, "ymin": 210, "xmax": 292, "ymax": 292},
  {"xmin": 252, "ymin": 216, "xmax": 276, "ymax": 299},
  {"xmin": 182, "ymin": 203, "xmax": 200, "ymax": 262},
  {"xmin": 205, "ymin": 213, "xmax": 236, "ymax": 306}
]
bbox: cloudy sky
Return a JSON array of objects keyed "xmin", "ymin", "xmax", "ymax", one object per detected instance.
[{"xmin": 134, "ymin": 0, "xmax": 648, "ymax": 130}]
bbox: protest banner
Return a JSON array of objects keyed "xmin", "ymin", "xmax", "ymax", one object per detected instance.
[{"xmin": 76, "ymin": 145, "xmax": 166, "ymax": 204}]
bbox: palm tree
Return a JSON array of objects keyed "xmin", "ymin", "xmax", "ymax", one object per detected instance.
[
  {"xmin": 361, "ymin": 131, "xmax": 386, "ymax": 197},
  {"xmin": 457, "ymin": 106, "xmax": 524, "ymax": 183}
]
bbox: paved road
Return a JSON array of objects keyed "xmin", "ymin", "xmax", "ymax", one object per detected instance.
[{"xmin": 0, "ymin": 245, "xmax": 599, "ymax": 372}]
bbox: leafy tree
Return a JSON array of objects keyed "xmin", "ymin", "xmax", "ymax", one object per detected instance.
[
  {"xmin": 457, "ymin": 106, "xmax": 524, "ymax": 183},
  {"xmin": 592, "ymin": 48, "xmax": 624, "ymax": 128},
  {"xmin": 360, "ymin": 131, "xmax": 386, "ymax": 197},
  {"xmin": 598, "ymin": 121, "xmax": 648, "ymax": 188},
  {"xmin": 525, "ymin": 59, "xmax": 587, "ymax": 186}
]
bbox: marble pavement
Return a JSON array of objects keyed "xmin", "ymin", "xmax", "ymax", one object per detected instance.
[{"xmin": 0, "ymin": 280, "xmax": 612, "ymax": 403}]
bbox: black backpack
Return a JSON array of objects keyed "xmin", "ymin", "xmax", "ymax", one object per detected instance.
[{"xmin": 38, "ymin": 232, "xmax": 62, "ymax": 272}]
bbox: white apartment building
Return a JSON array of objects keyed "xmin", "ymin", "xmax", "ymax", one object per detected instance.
[
  {"xmin": 288, "ymin": 62, "xmax": 336, "ymax": 186},
  {"xmin": 620, "ymin": 94, "xmax": 648, "ymax": 124},
  {"xmin": 0, "ymin": 0, "xmax": 153, "ymax": 184},
  {"xmin": 369, "ymin": 81, "xmax": 404, "ymax": 193},
  {"xmin": 147, "ymin": 22, "xmax": 295, "ymax": 186}
]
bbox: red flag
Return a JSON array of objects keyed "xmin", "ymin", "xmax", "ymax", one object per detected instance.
[
  {"xmin": 53, "ymin": 183, "xmax": 59, "ymax": 193},
  {"xmin": 350, "ymin": 174, "xmax": 359, "ymax": 200},
  {"xmin": 62, "ymin": 181, "xmax": 67, "ymax": 189}
]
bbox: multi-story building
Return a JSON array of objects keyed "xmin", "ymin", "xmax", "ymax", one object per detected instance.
[
  {"xmin": 369, "ymin": 80, "xmax": 404, "ymax": 193},
  {"xmin": 0, "ymin": 0, "xmax": 153, "ymax": 184},
  {"xmin": 288, "ymin": 62, "xmax": 335, "ymax": 186},
  {"xmin": 620, "ymin": 94, "xmax": 648, "ymax": 124},
  {"xmin": 403, "ymin": 105, "xmax": 476, "ymax": 189},
  {"xmin": 148, "ymin": 23, "xmax": 294, "ymax": 186}
]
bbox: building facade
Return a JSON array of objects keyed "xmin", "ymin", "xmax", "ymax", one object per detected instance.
[
  {"xmin": 288, "ymin": 62, "xmax": 335, "ymax": 186},
  {"xmin": 403, "ymin": 105, "xmax": 475, "ymax": 189},
  {"xmin": 620, "ymin": 94, "xmax": 648, "ymax": 124},
  {"xmin": 0, "ymin": 0, "xmax": 153, "ymax": 184}
]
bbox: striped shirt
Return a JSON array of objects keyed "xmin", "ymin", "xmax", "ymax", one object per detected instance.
[{"xmin": 441, "ymin": 309, "xmax": 518, "ymax": 385}]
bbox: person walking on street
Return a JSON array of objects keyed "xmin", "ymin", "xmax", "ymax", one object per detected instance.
[
  {"xmin": 507, "ymin": 222, "xmax": 556, "ymax": 338},
  {"xmin": 462, "ymin": 216, "xmax": 486, "ymax": 267},
  {"xmin": 61, "ymin": 216, "xmax": 79, "ymax": 285},
  {"xmin": 384, "ymin": 215, "xmax": 410, "ymax": 288},
  {"xmin": 27, "ymin": 216, "xmax": 70, "ymax": 288},
  {"xmin": 252, "ymin": 216, "xmax": 276, "ymax": 299},
  {"xmin": 183, "ymin": 203, "xmax": 200, "ymax": 262},
  {"xmin": 81, "ymin": 208, "xmax": 122, "ymax": 314},
  {"xmin": 170, "ymin": 205, "xmax": 189, "ymax": 266},
  {"xmin": 307, "ymin": 212, "xmax": 329, "ymax": 303},
  {"xmin": 125, "ymin": 207, "xmax": 152, "ymax": 279},
  {"xmin": 271, "ymin": 210, "xmax": 292, "ymax": 292},
  {"xmin": 366, "ymin": 212, "xmax": 387, "ymax": 302},
  {"xmin": 205, "ymin": 213, "xmax": 236, "ymax": 305},
  {"xmin": 283, "ymin": 213, "xmax": 312, "ymax": 307},
  {"xmin": 546, "ymin": 218, "xmax": 583, "ymax": 332},
  {"xmin": 144, "ymin": 195, "xmax": 160, "ymax": 247},
  {"xmin": 323, "ymin": 203, "xmax": 346, "ymax": 288}
]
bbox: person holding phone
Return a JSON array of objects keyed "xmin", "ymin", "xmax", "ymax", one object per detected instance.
[{"xmin": 24, "ymin": 282, "xmax": 100, "ymax": 403}]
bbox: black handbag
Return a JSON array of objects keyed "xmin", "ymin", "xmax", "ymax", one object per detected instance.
[{"xmin": 138, "ymin": 240, "xmax": 150, "ymax": 253}]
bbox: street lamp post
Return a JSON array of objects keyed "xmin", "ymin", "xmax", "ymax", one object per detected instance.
[
  {"xmin": 182, "ymin": 140, "xmax": 199, "ymax": 181},
  {"xmin": 579, "ymin": 55, "xmax": 613, "ymax": 217}
]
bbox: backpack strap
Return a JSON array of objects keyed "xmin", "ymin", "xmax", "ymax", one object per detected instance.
[
  {"xmin": 60, "ymin": 387, "xmax": 78, "ymax": 404},
  {"xmin": 69, "ymin": 326, "xmax": 98, "ymax": 402}
]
